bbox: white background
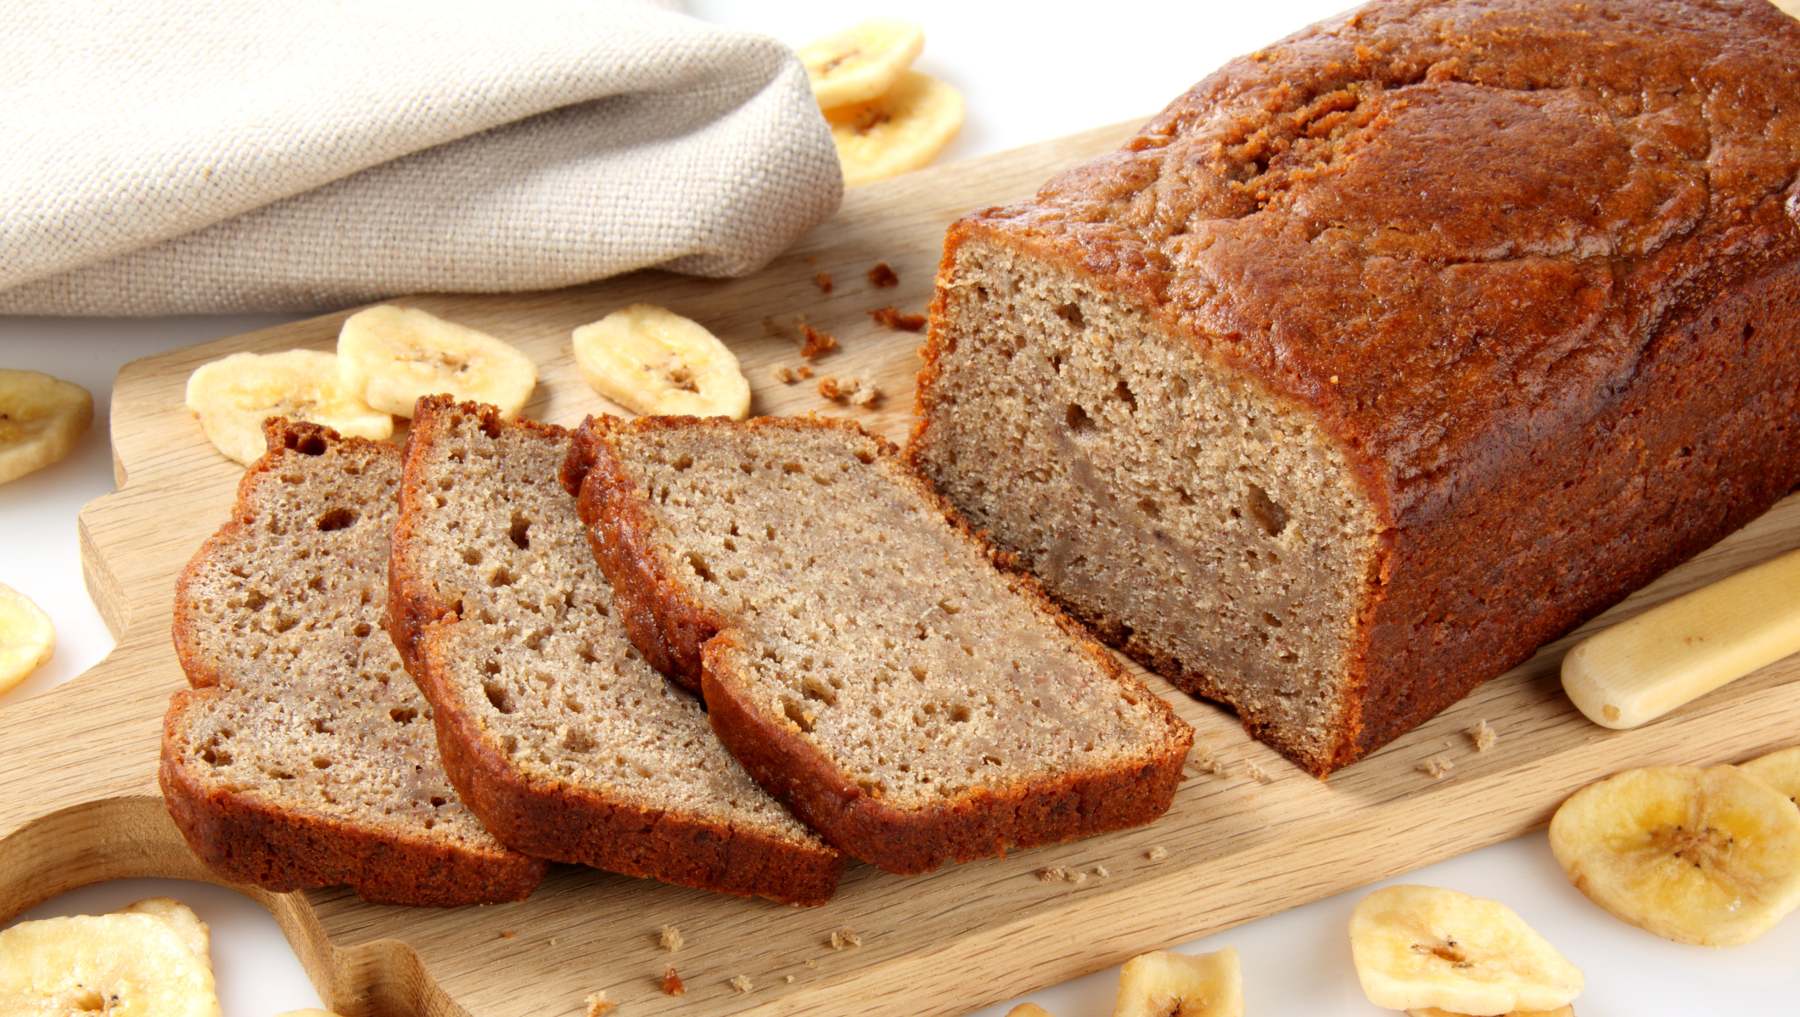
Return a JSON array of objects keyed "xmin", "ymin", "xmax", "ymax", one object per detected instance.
[{"xmin": 4, "ymin": 1, "xmax": 1797, "ymax": 1014}]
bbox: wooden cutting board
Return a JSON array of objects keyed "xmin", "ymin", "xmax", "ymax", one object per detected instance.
[{"xmin": 3, "ymin": 121, "xmax": 1797, "ymax": 1017}]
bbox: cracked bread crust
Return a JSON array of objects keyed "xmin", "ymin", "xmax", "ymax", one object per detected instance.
[
  {"xmin": 164, "ymin": 419, "xmax": 543, "ymax": 906},
  {"xmin": 563, "ymin": 415, "xmax": 1193, "ymax": 875},
  {"xmin": 913, "ymin": 0, "xmax": 1800, "ymax": 773},
  {"xmin": 386, "ymin": 398, "xmax": 841, "ymax": 906}
]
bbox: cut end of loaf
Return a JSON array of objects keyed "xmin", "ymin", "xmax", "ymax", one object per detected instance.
[
  {"xmin": 912, "ymin": 230, "xmax": 1384, "ymax": 775},
  {"xmin": 567, "ymin": 414, "xmax": 1192, "ymax": 872}
]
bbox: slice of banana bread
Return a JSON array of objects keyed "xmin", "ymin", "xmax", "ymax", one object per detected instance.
[
  {"xmin": 387, "ymin": 398, "xmax": 841, "ymax": 905},
  {"xmin": 563, "ymin": 415, "xmax": 1193, "ymax": 874},
  {"xmin": 164, "ymin": 420, "xmax": 544, "ymax": 906}
]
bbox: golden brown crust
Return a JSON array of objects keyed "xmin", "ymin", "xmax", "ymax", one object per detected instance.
[
  {"xmin": 912, "ymin": 0, "xmax": 1800, "ymax": 775},
  {"xmin": 565, "ymin": 414, "xmax": 1192, "ymax": 874},
  {"xmin": 163, "ymin": 419, "xmax": 545, "ymax": 905},
  {"xmin": 389, "ymin": 397, "xmax": 842, "ymax": 906}
]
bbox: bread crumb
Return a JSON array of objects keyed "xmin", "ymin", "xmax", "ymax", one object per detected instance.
[
  {"xmin": 813, "ymin": 271, "xmax": 834, "ymax": 294},
  {"xmin": 584, "ymin": 992, "xmax": 616, "ymax": 1016},
  {"xmin": 868, "ymin": 306, "xmax": 926, "ymax": 331},
  {"xmin": 729, "ymin": 975, "xmax": 754, "ymax": 995},
  {"xmin": 770, "ymin": 365, "xmax": 796, "ymax": 385},
  {"xmin": 1145, "ymin": 846, "xmax": 1169, "ymax": 862},
  {"xmin": 797, "ymin": 364, "xmax": 814, "ymax": 380},
  {"xmin": 1244, "ymin": 760, "xmax": 1275, "ymax": 784},
  {"xmin": 804, "ymin": 958, "xmax": 818, "ymax": 969},
  {"xmin": 661, "ymin": 966, "xmax": 685, "ymax": 996},
  {"xmin": 497, "ymin": 929, "xmax": 516, "ymax": 940},
  {"xmin": 1467, "ymin": 719, "xmax": 1497, "ymax": 753},
  {"xmin": 799, "ymin": 323, "xmax": 838, "ymax": 359},
  {"xmin": 818, "ymin": 376, "xmax": 847, "ymax": 401},
  {"xmin": 1187, "ymin": 745, "xmax": 1229, "ymax": 778},
  {"xmin": 829, "ymin": 927, "xmax": 863, "ymax": 950},
  {"xmin": 849, "ymin": 381, "xmax": 881, "ymax": 407},
  {"xmin": 1091, "ymin": 864, "xmax": 1110, "ymax": 878},
  {"xmin": 1419, "ymin": 754, "xmax": 1455, "ymax": 780},
  {"xmin": 818, "ymin": 375, "xmax": 879, "ymax": 407},
  {"xmin": 1034, "ymin": 865, "xmax": 1087, "ymax": 885},
  {"xmin": 658, "ymin": 924, "xmax": 683, "ymax": 952},
  {"xmin": 867, "ymin": 262, "xmax": 899, "ymax": 287},
  {"xmin": 785, "ymin": 974, "xmax": 796, "ymax": 984}
]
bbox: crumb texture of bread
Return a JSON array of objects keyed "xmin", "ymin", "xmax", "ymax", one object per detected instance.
[
  {"xmin": 910, "ymin": 0, "xmax": 1800, "ymax": 774},
  {"xmin": 566, "ymin": 415, "xmax": 1193, "ymax": 874},
  {"xmin": 386, "ymin": 398, "xmax": 840, "ymax": 905},
  {"xmin": 163, "ymin": 420, "xmax": 543, "ymax": 906}
]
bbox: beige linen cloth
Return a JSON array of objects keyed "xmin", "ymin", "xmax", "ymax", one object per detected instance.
[{"xmin": 0, "ymin": 1, "xmax": 842, "ymax": 315}]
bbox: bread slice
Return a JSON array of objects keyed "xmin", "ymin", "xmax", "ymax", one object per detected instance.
[
  {"xmin": 386, "ymin": 398, "xmax": 841, "ymax": 905},
  {"xmin": 562, "ymin": 415, "xmax": 1193, "ymax": 874},
  {"xmin": 163, "ymin": 420, "xmax": 543, "ymax": 906}
]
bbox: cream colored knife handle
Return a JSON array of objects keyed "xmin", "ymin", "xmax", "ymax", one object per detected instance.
[{"xmin": 1562, "ymin": 548, "xmax": 1800, "ymax": 729}]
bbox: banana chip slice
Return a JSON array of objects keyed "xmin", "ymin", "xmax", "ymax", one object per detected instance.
[
  {"xmin": 1006, "ymin": 1006, "xmax": 1055, "ymax": 1017},
  {"xmin": 799, "ymin": 19, "xmax": 925, "ymax": 109},
  {"xmin": 0, "ymin": 582, "xmax": 54, "ymax": 696},
  {"xmin": 1742, "ymin": 745, "xmax": 1799, "ymax": 809},
  {"xmin": 1409, "ymin": 1008, "xmax": 1574, "ymax": 1017},
  {"xmin": 338, "ymin": 305, "xmax": 537, "ymax": 419},
  {"xmin": 1549, "ymin": 764, "xmax": 1800, "ymax": 946},
  {"xmin": 0, "ymin": 369, "xmax": 93, "ymax": 486},
  {"xmin": 1113, "ymin": 948, "xmax": 1242, "ymax": 1017},
  {"xmin": 0, "ymin": 905, "xmax": 219, "ymax": 1017},
  {"xmin": 572, "ymin": 304, "xmax": 750, "ymax": 420},
  {"xmin": 1349, "ymin": 885, "xmax": 1582, "ymax": 1015},
  {"xmin": 827, "ymin": 71, "xmax": 964, "ymax": 186},
  {"xmin": 119, "ymin": 897, "xmax": 210, "ymax": 960},
  {"xmin": 186, "ymin": 350, "xmax": 392, "ymax": 465}
]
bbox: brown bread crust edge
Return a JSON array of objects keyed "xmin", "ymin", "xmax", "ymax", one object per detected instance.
[
  {"xmin": 564, "ymin": 414, "xmax": 1193, "ymax": 875},
  {"xmin": 163, "ymin": 419, "xmax": 544, "ymax": 906},
  {"xmin": 387, "ymin": 397, "xmax": 842, "ymax": 906}
]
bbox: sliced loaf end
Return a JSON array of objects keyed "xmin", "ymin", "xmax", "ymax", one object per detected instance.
[
  {"xmin": 566, "ymin": 414, "xmax": 1193, "ymax": 873},
  {"xmin": 388, "ymin": 398, "xmax": 840, "ymax": 905},
  {"xmin": 165, "ymin": 419, "xmax": 543, "ymax": 906}
]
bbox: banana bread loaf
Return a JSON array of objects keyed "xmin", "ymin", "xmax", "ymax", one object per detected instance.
[
  {"xmin": 164, "ymin": 420, "xmax": 544, "ymax": 905},
  {"xmin": 563, "ymin": 416, "xmax": 1193, "ymax": 874},
  {"xmin": 909, "ymin": 0, "xmax": 1800, "ymax": 774},
  {"xmin": 386, "ymin": 398, "xmax": 841, "ymax": 905}
]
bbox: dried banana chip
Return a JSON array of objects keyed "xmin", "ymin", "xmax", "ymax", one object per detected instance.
[
  {"xmin": 119, "ymin": 897, "xmax": 210, "ymax": 960},
  {"xmin": 1349, "ymin": 885, "xmax": 1582, "ymax": 1015},
  {"xmin": 1549, "ymin": 764, "xmax": 1800, "ymax": 946},
  {"xmin": 1113, "ymin": 948, "xmax": 1242, "ymax": 1017},
  {"xmin": 186, "ymin": 350, "xmax": 392, "ymax": 465},
  {"xmin": 572, "ymin": 304, "xmax": 750, "ymax": 419},
  {"xmin": 828, "ymin": 71, "xmax": 964, "ymax": 186},
  {"xmin": 0, "ymin": 582, "xmax": 54, "ymax": 696},
  {"xmin": 338, "ymin": 305, "xmax": 537, "ymax": 419},
  {"xmin": 1409, "ymin": 1008, "xmax": 1574, "ymax": 1017},
  {"xmin": 0, "ymin": 909, "xmax": 219, "ymax": 1017},
  {"xmin": 0, "ymin": 369, "xmax": 93, "ymax": 486},
  {"xmin": 1005, "ymin": 1006, "xmax": 1055, "ymax": 1017},
  {"xmin": 1741, "ymin": 745, "xmax": 1799, "ymax": 809},
  {"xmin": 800, "ymin": 19, "xmax": 925, "ymax": 109}
]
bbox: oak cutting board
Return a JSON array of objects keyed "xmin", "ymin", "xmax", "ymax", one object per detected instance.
[{"xmin": 3, "ymin": 122, "xmax": 1798, "ymax": 1017}]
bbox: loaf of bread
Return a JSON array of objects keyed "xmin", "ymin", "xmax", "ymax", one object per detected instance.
[
  {"xmin": 910, "ymin": 0, "xmax": 1800, "ymax": 774},
  {"xmin": 164, "ymin": 420, "xmax": 544, "ymax": 905},
  {"xmin": 563, "ymin": 416, "xmax": 1193, "ymax": 874},
  {"xmin": 386, "ymin": 398, "xmax": 841, "ymax": 905}
]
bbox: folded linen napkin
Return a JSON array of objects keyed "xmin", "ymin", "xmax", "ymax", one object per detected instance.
[{"xmin": 0, "ymin": 0, "xmax": 842, "ymax": 315}]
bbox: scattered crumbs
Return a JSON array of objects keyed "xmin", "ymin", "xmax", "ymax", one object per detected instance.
[
  {"xmin": 1467, "ymin": 719, "xmax": 1497, "ymax": 753},
  {"xmin": 813, "ymin": 271, "xmax": 834, "ymax": 294},
  {"xmin": 799, "ymin": 322, "xmax": 838, "ymax": 359},
  {"xmin": 1419, "ymin": 754, "xmax": 1455, "ymax": 780},
  {"xmin": 584, "ymin": 991, "xmax": 617, "ymax": 1017},
  {"xmin": 1034, "ymin": 865, "xmax": 1087, "ymax": 885},
  {"xmin": 1145, "ymin": 845, "xmax": 1169, "ymax": 862},
  {"xmin": 550, "ymin": 938, "xmax": 561, "ymax": 946},
  {"xmin": 770, "ymin": 364, "xmax": 796, "ymax": 385},
  {"xmin": 1034, "ymin": 866, "xmax": 1063, "ymax": 883},
  {"xmin": 497, "ymin": 930, "xmax": 517, "ymax": 940},
  {"xmin": 868, "ymin": 306, "xmax": 926, "ymax": 331},
  {"xmin": 785, "ymin": 974, "xmax": 797, "ymax": 984},
  {"xmin": 661, "ymin": 966, "xmax": 686, "ymax": 996},
  {"xmin": 818, "ymin": 375, "xmax": 848, "ymax": 401},
  {"xmin": 867, "ymin": 262, "xmax": 899, "ymax": 287},
  {"xmin": 1091, "ymin": 864, "xmax": 1111, "ymax": 878},
  {"xmin": 1187, "ymin": 744, "xmax": 1229, "ymax": 778},
  {"xmin": 797, "ymin": 364, "xmax": 814, "ymax": 380},
  {"xmin": 804, "ymin": 958, "xmax": 818, "ymax": 969},
  {"xmin": 729, "ymin": 974, "xmax": 754, "ymax": 995},
  {"xmin": 818, "ymin": 375, "xmax": 879, "ymax": 407},
  {"xmin": 658, "ymin": 924, "xmax": 684, "ymax": 952},
  {"xmin": 1244, "ymin": 760, "xmax": 1274, "ymax": 785},
  {"xmin": 849, "ymin": 381, "xmax": 881, "ymax": 408},
  {"xmin": 829, "ymin": 927, "xmax": 863, "ymax": 950}
]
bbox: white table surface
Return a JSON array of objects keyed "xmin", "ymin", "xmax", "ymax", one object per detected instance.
[{"xmin": 4, "ymin": 2, "xmax": 1796, "ymax": 1014}]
